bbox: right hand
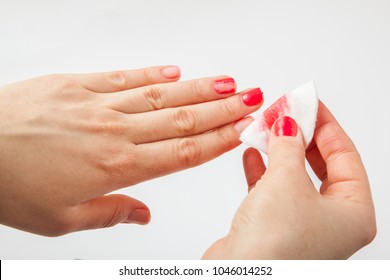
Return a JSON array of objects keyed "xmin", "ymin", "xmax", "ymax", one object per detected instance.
[{"xmin": 203, "ymin": 102, "xmax": 376, "ymax": 259}]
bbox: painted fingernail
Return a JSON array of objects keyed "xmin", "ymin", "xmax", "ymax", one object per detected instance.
[
  {"xmin": 274, "ymin": 116, "xmax": 298, "ymax": 137},
  {"xmin": 242, "ymin": 88, "xmax": 263, "ymax": 106},
  {"xmin": 234, "ymin": 117, "xmax": 254, "ymax": 133},
  {"xmin": 161, "ymin": 66, "xmax": 181, "ymax": 79},
  {"xmin": 125, "ymin": 208, "xmax": 150, "ymax": 225},
  {"xmin": 214, "ymin": 78, "xmax": 236, "ymax": 94}
]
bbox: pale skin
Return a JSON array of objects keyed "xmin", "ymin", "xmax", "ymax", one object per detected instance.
[
  {"xmin": 0, "ymin": 65, "xmax": 260, "ymax": 236},
  {"xmin": 203, "ymin": 102, "xmax": 376, "ymax": 259},
  {"xmin": 0, "ymin": 66, "xmax": 376, "ymax": 259}
]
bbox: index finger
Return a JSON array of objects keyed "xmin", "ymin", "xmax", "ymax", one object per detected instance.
[
  {"xmin": 70, "ymin": 65, "xmax": 181, "ymax": 93},
  {"xmin": 306, "ymin": 101, "xmax": 370, "ymax": 197}
]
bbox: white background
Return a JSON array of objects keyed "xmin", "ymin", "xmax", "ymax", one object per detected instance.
[{"xmin": 0, "ymin": 0, "xmax": 389, "ymax": 259}]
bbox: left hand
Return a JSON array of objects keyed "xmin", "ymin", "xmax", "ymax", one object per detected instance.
[{"xmin": 0, "ymin": 65, "xmax": 262, "ymax": 236}]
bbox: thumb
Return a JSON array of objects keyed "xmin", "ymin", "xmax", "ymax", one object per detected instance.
[
  {"xmin": 72, "ymin": 194, "xmax": 151, "ymax": 231},
  {"xmin": 267, "ymin": 116, "xmax": 306, "ymax": 171}
]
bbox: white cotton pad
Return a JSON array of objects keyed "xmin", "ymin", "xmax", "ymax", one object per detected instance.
[{"xmin": 240, "ymin": 81, "xmax": 318, "ymax": 154}]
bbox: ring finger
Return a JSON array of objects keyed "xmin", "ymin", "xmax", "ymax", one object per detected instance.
[{"xmin": 103, "ymin": 76, "xmax": 237, "ymax": 113}]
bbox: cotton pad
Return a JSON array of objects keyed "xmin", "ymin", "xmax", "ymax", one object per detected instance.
[{"xmin": 240, "ymin": 81, "xmax": 318, "ymax": 154}]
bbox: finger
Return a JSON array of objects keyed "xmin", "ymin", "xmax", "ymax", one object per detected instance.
[
  {"xmin": 306, "ymin": 101, "xmax": 370, "ymax": 197},
  {"xmin": 265, "ymin": 116, "xmax": 315, "ymax": 195},
  {"xmin": 71, "ymin": 65, "xmax": 181, "ymax": 93},
  {"xmin": 267, "ymin": 116, "xmax": 306, "ymax": 171},
  {"xmin": 128, "ymin": 88, "xmax": 263, "ymax": 144},
  {"xmin": 130, "ymin": 117, "xmax": 254, "ymax": 183},
  {"xmin": 243, "ymin": 148, "xmax": 266, "ymax": 192},
  {"xmin": 305, "ymin": 141, "xmax": 327, "ymax": 181},
  {"xmin": 105, "ymin": 76, "xmax": 237, "ymax": 113},
  {"xmin": 71, "ymin": 194, "xmax": 151, "ymax": 231}
]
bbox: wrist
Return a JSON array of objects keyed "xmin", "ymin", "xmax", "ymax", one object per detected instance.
[{"xmin": 203, "ymin": 231, "xmax": 280, "ymax": 260}]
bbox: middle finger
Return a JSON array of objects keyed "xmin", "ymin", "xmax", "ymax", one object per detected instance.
[{"xmin": 128, "ymin": 88, "xmax": 264, "ymax": 144}]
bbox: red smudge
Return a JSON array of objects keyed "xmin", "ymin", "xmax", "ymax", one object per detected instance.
[
  {"xmin": 260, "ymin": 94, "xmax": 288, "ymax": 130},
  {"xmin": 213, "ymin": 78, "xmax": 236, "ymax": 94}
]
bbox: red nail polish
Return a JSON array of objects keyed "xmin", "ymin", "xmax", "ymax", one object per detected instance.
[
  {"xmin": 242, "ymin": 88, "xmax": 263, "ymax": 106},
  {"xmin": 214, "ymin": 78, "xmax": 236, "ymax": 94},
  {"xmin": 274, "ymin": 116, "xmax": 298, "ymax": 137}
]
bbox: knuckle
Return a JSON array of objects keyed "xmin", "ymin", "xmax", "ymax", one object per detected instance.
[
  {"xmin": 141, "ymin": 68, "xmax": 154, "ymax": 84},
  {"xmin": 219, "ymin": 98, "xmax": 239, "ymax": 118},
  {"xmin": 175, "ymin": 138, "xmax": 201, "ymax": 168},
  {"xmin": 172, "ymin": 108, "xmax": 196, "ymax": 135},
  {"xmin": 190, "ymin": 79, "xmax": 205, "ymax": 100},
  {"xmin": 268, "ymin": 141, "xmax": 306, "ymax": 172},
  {"xmin": 94, "ymin": 146, "xmax": 136, "ymax": 181},
  {"xmin": 319, "ymin": 123, "xmax": 356, "ymax": 160},
  {"xmin": 88, "ymin": 122, "xmax": 126, "ymax": 136},
  {"xmin": 96, "ymin": 156, "xmax": 123, "ymax": 179},
  {"xmin": 143, "ymin": 87, "xmax": 164, "ymax": 110},
  {"xmin": 84, "ymin": 113, "xmax": 126, "ymax": 136},
  {"xmin": 102, "ymin": 206, "xmax": 126, "ymax": 228},
  {"xmin": 216, "ymin": 126, "xmax": 236, "ymax": 149},
  {"xmin": 285, "ymin": 141, "xmax": 306, "ymax": 155},
  {"xmin": 108, "ymin": 71, "xmax": 128, "ymax": 90}
]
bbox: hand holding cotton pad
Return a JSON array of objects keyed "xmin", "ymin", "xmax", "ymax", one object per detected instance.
[{"xmin": 240, "ymin": 81, "xmax": 318, "ymax": 153}]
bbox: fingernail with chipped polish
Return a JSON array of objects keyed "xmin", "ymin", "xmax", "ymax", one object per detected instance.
[
  {"xmin": 234, "ymin": 117, "xmax": 254, "ymax": 133},
  {"xmin": 162, "ymin": 66, "xmax": 181, "ymax": 79},
  {"xmin": 242, "ymin": 88, "xmax": 263, "ymax": 106},
  {"xmin": 214, "ymin": 78, "xmax": 236, "ymax": 94},
  {"xmin": 274, "ymin": 116, "xmax": 298, "ymax": 137}
]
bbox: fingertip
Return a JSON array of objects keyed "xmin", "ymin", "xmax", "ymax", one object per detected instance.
[
  {"xmin": 266, "ymin": 116, "xmax": 307, "ymax": 170},
  {"xmin": 241, "ymin": 87, "xmax": 264, "ymax": 107},
  {"xmin": 243, "ymin": 147, "xmax": 260, "ymax": 162},
  {"xmin": 269, "ymin": 116, "xmax": 304, "ymax": 146},
  {"xmin": 124, "ymin": 207, "xmax": 151, "ymax": 225},
  {"xmin": 243, "ymin": 147, "xmax": 266, "ymax": 189},
  {"xmin": 73, "ymin": 194, "xmax": 152, "ymax": 231},
  {"xmin": 213, "ymin": 76, "xmax": 237, "ymax": 94},
  {"xmin": 161, "ymin": 65, "xmax": 181, "ymax": 80},
  {"xmin": 273, "ymin": 116, "xmax": 298, "ymax": 137},
  {"xmin": 234, "ymin": 116, "xmax": 254, "ymax": 134}
]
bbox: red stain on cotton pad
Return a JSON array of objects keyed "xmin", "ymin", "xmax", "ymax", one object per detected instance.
[
  {"xmin": 260, "ymin": 95, "xmax": 288, "ymax": 130},
  {"xmin": 240, "ymin": 81, "xmax": 318, "ymax": 154}
]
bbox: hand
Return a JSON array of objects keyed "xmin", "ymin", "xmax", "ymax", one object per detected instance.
[
  {"xmin": 203, "ymin": 102, "xmax": 376, "ymax": 259},
  {"xmin": 0, "ymin": 65, "xmax": 263, "ymax": 236}
]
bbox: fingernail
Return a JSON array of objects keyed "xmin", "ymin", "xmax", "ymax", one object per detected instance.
[
  {"xmin": 125, "ymin": 208, "xmax": 150, "ymax": 225},
  {"xmin": 214, "ymin": 77, "xmax": 236, "ymax": 94},
  {"xmin": 242, "ymin": 88, "xmax": 263, "ymax": 106},
  {"xmin": 234, "ymin": 117, "xmax": 254, "ymax": 133},
  {"xmin": 274, "ymin": 116, "xmax": 298, "ymax": 137},
  {"xmin": 161, "ymin": 66, "xmax": 181, "ymax": 79}
]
